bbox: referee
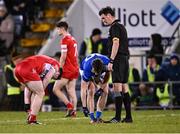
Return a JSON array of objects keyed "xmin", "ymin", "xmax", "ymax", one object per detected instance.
[{"xmin": 99, "ymin": 6, "xmax": 133, "ymax": 123}]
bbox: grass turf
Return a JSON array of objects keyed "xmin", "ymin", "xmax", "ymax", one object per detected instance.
[{"xmin": 0, "ymin": 110, "xmax": 180, "ymax": 133}]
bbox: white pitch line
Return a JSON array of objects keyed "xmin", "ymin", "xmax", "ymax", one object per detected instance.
[
  {"xmin": 0, "ymin": 117, "xmax": 89, "ymax": 124},
  {"xmin": 0, "ymin": 113, "xmax": 180, "ymax": 124}
]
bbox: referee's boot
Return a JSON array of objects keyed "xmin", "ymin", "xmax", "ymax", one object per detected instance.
[
  {"xmin": 121, "ymin": 117, "xmax": 133, "ymax": 123},
  {"xmin": 104, "ymin": 117, "xmax": 120, "ymax": 123}
]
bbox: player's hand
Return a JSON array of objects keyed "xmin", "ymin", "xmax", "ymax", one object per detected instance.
[
  {"xmin": 108, "ymin": 63, "xmax": 113, "ymax": 71},
  {"xmin": 82, "ymin": 107, "xmax": 89, "ymax": 117},
  {"xmin": 94, "ymin": 88, "xmax": 103, "ymax": 98}
]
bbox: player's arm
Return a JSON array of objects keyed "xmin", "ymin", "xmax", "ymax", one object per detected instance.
[
  {"xmin": 94, "ymin": 71, "xmax": 110, "ymax": 97},
  {"xmin": 80, "ymin": 68, "xmax": 90, "ymax": 117},
  {"xmin": 80, "ymin": 79, "xmax": 88, "ymax": 107},
  {"xmin": 42, "ymin": 67, "xmax": 55, "ymax": 89},
  {"xmin": 110, "ymin": 25, "xmax": 121, "ymax": 61},
  {"xmin": 60, "ymin": 51, "xmax": 67, "ymax": 68},
  {"xmin": 60, "ymin": 44, "xmax": 67, "ymax": 68},
  {"xmin": 110, "ymin": 38, "xmax": 119, "ymax": 60},
  {"xmin": 102, "ymin": 71, "xmax": 110, "ymax": 84},
  {"xmin": 80, "ymin": 79, "xmax": 90, "ymax": 117}
]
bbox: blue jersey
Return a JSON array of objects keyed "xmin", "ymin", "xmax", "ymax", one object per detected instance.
[{"xmin": 80, "ymin": 53, "xmax": 110, "ymax": 82}]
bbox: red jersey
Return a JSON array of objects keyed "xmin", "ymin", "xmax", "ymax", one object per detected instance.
[
  {"xmin": 60, "ymin": 34, "xmax": 79, "ymax": 79},
  {"xmin": 15, "ymin": 55, "xmax": 60, "ymax": 83}
]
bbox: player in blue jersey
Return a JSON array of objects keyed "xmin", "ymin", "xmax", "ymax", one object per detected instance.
[{"xmin": 80, "ymin": 53, "xmax": 110, "ymax": 123}]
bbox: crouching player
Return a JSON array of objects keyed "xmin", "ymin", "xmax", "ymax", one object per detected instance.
[
  {"xmin": 14, "ymin": 55, "xmax": 61, "ymax": 124},
  {"xmin": 80, "ymin": 53, "xmax": 110, "ymax": 123}
]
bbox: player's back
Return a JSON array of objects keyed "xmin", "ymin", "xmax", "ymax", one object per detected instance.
[
  {"xmin": 19, "ymin": 55, "xmax": 59, "ymax": 73},
  {"xmin": 81, "ymin": 53, "xmax": 109, "ymax": 71},
  {"xmin": 61, "ymin": 35, "xmax": 79, "ymax": 71}
]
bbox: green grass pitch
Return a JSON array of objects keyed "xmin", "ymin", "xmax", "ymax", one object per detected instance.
[{"xmin": 0, "ymin": 110, "xmax": 180, "ymax": 133}]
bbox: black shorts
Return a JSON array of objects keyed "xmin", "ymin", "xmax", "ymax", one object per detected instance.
[{"xmin": 112, "ymin": 56, "xmax": 129, "ymax": 83}]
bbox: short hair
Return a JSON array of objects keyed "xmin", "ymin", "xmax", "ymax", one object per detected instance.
[
  {"xmin": 99, "ymin": 6, "xmax": 115, "ymax": 16},
  {"xmin": 56, "ymin": 21, "xmax": 68, "ymax": 31},
  {"xmin": 147, "ymin": 53, "xmax": 155, "ymax": 59},
  {"xmin": 91, "ymin": 28, "xmax": 102, "ymax": 36},
  {"xmin": 92, "ymin": 58, "xmax": 103, "ymax": 74}
]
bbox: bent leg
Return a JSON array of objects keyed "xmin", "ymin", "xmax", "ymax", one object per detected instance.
[
  {"xmin": 26, "ymin": 81, "xmax": 45, "ymax": 116},
  {"xmin": 87, "ymin": 82, "xmax": 95, "ymax": 121},
  {"xmin": 24, "ymin": 87, "xmax": 32, "ymax": 112}
]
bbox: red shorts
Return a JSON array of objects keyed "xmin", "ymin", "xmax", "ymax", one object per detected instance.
[
  {"xmin": 62, "ymin": 70, "xmax": 79, "ymax": 80},
  {"xmin": 15, "ymin": 62, "xmax": 41, "ymax": 83}
]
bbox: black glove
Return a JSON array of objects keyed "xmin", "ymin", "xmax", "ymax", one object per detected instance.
[
  {"xmin": 82, "ymin": 107, "xmax": 89, "ymax": 117},
  {"xmin": 57, "ymin": 67, "xmax": 63, "ymax": 79},
  {"xmin": 94, "ymin": 88, "xmax": 103, "ymax": 98}
]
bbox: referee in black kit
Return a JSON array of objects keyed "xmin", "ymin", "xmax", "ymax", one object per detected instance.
[{"xmin": 99, "ymin": 6, "xmax": 133, "ymax": 123}]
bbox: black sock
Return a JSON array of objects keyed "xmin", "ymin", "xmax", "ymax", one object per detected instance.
[
  {"xmin": 24, "ymin": 104, "xmax": 30, "ymax": 112},
  {"xmin": 114, "ymin": 92, "xmax": 122, "ymax": 120},
  {"xmin": 123, "ymin": 92, "xmax": 132, "ymax": 119}
]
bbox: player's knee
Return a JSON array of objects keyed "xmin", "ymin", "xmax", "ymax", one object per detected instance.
[
  {"xmin": 89, "ymin": 90, "xmax": 95, "ymax": 97},
  {"xmin": 113, "ymin": 83, "xmax": 123, "ymax": 92},
  {"xmin": 122, "ymin": 88, "xmax": 128, "ymax": 93},
  {"xmin": 71, "ymin": 94, "xmax": 77, "ymax": 101},
  {"xmin": 36, "ymin": 90, "xmax": 45, "ymax": 98},
  {"xmin": 103, "ymin": 89, "xmax": 108, "ymax": 96}
]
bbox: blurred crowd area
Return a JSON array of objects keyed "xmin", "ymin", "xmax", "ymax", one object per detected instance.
[
  {"xmin": 0, "ymin": 0, "xmax": 179, "ymax": 111},
  {"xmin": 0, "ymin": 0, "xmax": 47, "ymax": 54}
]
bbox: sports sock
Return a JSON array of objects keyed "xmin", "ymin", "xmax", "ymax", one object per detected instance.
[
  {"xmin": 96, "ymin": 111, "xmax": 102, "ymax": 119},
  {"xmin": 123, "ymin": 92, "xmax": 132, "ymax": 119},
  {"xmin": 114, "ymin": 91, "xmax": 122, "ymax": 120},
  {"xmin": 29, "ymin": 114, "xmax": 36, "ymax": 122},
  {"xmin": 67, "ymin": 102, "xmax": 73, "ymax": 110},
  {"xmin": 89, "ymin": 113, "xmax": 95, "ymax": 121}
]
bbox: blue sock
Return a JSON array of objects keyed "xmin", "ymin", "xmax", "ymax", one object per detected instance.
[
  {"xmin": 96, "ymin": 111, "xmax": 102, "ymax": 119},
  {"xmin": 90, "ymin": 113, "xmax": 95, "ymax": 121}
]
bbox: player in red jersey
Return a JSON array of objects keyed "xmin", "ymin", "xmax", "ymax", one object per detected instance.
[
  {"xmin": 53, "ymin": 21, "xmax": 79, "ymax": 117},
  {"xmin": 14, "ymin": 55, "xmax": 61, "ymax": 124}
]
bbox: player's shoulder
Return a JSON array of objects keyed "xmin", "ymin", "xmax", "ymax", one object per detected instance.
[
  {"xmin": 111, "ymin": 20, "xmax": 124, "ymax": 30},
  {"xmin": 95, "ymin": 53, "xmax": 109, "ymax": 59},
  {"xmin": 62, "ymin": 34, "xmax": 76, "ymax": 44},
  {"xmin": 35, "ymin": 55, "xmax": 50, "ymax": 59},
  {"xmin": 63, "ymin": 34, "xmax": 73, "ymax": 40}
]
